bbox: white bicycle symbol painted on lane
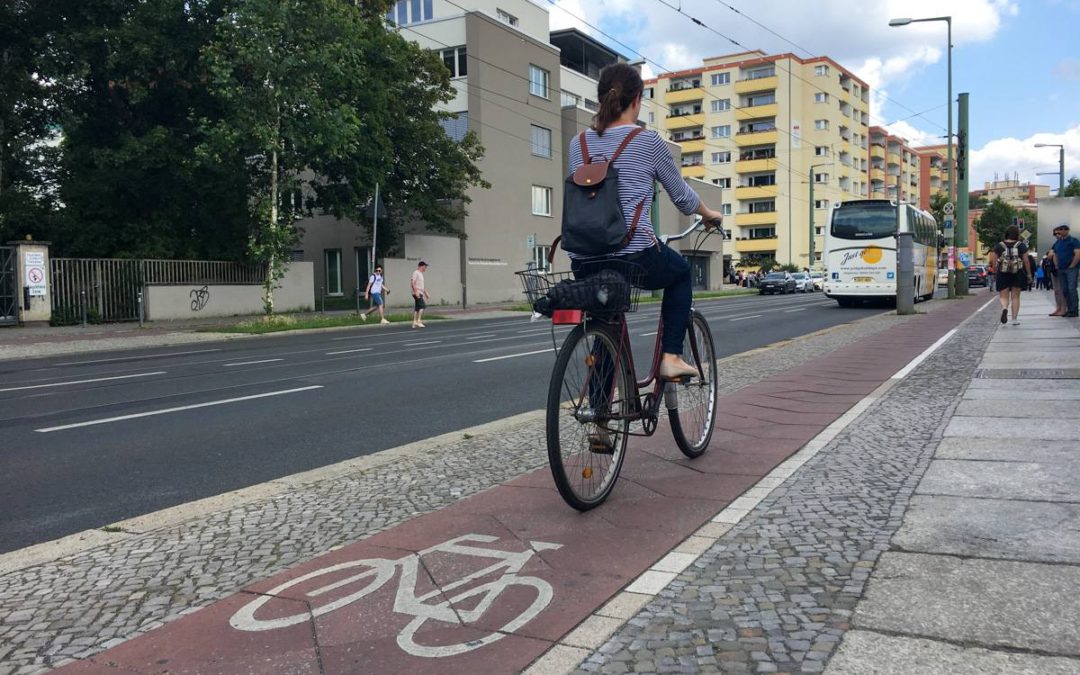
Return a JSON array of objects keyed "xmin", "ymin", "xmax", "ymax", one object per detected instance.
[{"xmin": 230, "ymin": 534, "xmax": 562, "ymax": 658}]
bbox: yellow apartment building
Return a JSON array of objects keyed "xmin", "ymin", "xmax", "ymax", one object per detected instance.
[
  {"xmin": 641, "ymin": 50, "xmax": 871, "ymax": 271},
  {"xmin": 868, "ymin": 126, "xmax": 921, "ymax": 205}
]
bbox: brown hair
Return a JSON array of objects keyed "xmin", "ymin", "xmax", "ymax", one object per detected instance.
[
  {"xmin": 592, "ymin": 63, "xmax": 644, "ymax": 135},
  {"xmin": 1004, "ymin": 225, "xmax": 1020, "ymax": 240}
]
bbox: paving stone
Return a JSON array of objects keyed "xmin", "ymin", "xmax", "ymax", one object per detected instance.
[
  {"xmin": 916, "ymin": 459, "xmax": 1080, "ymax": 501},
  {"xmin": 855, "ymin": 552, "xmax": 1080, "ymax": 656},
  {"xmin": 945, "ymin": 416, "xmax": 1080, "ymax": 441},
  {"xmin": 955, "ymin": 399, "xmax": 1080, "ymax": 418}
]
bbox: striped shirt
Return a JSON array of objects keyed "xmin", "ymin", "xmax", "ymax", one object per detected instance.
[{"xmin": 567, "ymin": 124, "xmax": 702, "ymax": 257}]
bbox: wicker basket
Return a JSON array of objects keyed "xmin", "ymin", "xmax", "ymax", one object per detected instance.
[{"xmin": 517, "ymin": 259, "xmax": 645, "ymax": 316}]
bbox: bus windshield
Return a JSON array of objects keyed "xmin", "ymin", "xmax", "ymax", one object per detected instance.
[{"xmin": 831, "ymin": 202, "xmax": 895, "ymax": 240}]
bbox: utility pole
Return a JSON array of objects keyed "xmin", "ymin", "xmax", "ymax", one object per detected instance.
[
  {"xmin": 370, "ymin": 182, "xmax": 380, "ymax": 278},
  {"xmin": 896, "ymin": 172, "xmax": 915, "ymax": 315},
  {"xmin": 955, "ymin": 93, "xmax": 970, "ymax": 296}
]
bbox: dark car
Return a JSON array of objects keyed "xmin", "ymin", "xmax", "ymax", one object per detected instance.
[
  {"xmin": 758, "ymin": 272, "xmax": 797, "ymax": 295},
  {"xmin": 966, "ymin": 265, "xmax": 989, "ymax": 287}
]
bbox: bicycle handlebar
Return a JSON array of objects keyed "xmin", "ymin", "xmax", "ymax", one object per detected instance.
[{"xmin": 659, "ymin": 215, "xmax": 725, "ymax": 245}]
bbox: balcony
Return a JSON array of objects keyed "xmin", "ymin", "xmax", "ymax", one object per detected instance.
[
  {"xmin": 735, "ymin": 237, "xmax": 778, "ymax": 253},
  {"xmin": 735, "ymin": 157, "xmax": 778, "ymax": 173},
  {"xmin": 734, "ymin": 75, "xmax": 778, "ymax": 94},
  {"xmin": 735, "ymin": 129, "xmax": 778, "ymax": 146},
  {"xmin": 679, "ymin": 138, "xmax": 706, "ymax": 154},
  {"xmin": 681, "ymin": 164, "xmax": 706, "ymax": 180},
  {"xmin": 887, "ymin": 152, "xmax": 901, "ymax": 166},
  {"xmin": 870, "ymin": 144, "xmax": 885, "ymax": 159},
  {"xmin": 735, "ymin": 185, "xmax": 779, "ymax": 200},
  {"xmin": 735, "ymin": 211, "xmax": 778, "ymax": 226},
  {"xmin": 666, "ymin": 112, "xmax": 705, "ymax": 131},
  {"xmin": 735, "ymin": 103, "xmax": 779, "ymax": 121},
  {"xmin": 665, "ymin": 87, "xmax": 704, "ymax": 105}
]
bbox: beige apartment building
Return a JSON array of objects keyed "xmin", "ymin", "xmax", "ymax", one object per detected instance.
[
  {"xmin": 640, "ymin": 51, "xmax": 871, "ymax": 271},
  {"xmin": 868, "ymin": 126, "xmax": 921, "ymax": 206},
  {"xmin": 294, "ymin": 0, "xmax": 724, "ymax": 306}
]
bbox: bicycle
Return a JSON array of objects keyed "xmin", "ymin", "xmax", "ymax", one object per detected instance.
[
  {"xmin": 229, "ymin": 534, "xmax": 561, "ymax": 658},
  {"xmin": 519, "ymin": 216, "xmax": 721, "ymax": 511}
]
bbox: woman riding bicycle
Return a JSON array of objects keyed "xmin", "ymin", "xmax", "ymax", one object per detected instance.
[{"xmin": 568, "ymin": 62, "xmax": 725, "ymax": 381}]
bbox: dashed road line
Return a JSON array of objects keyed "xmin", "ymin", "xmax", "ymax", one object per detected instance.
[
  {"xmin": 474, "ymin": 349, "xmax": 554, "ymax": 363},
  {"xmin": 0, "ymin": 371, "xmax": 167, "ymax": 393},
  {"xmin": 325, "ymin": 348, "xmax": 373, "ymax": 356},
  {"xmin": 224, "ymin": 359, "xmax": 283, "ymax": 367}
]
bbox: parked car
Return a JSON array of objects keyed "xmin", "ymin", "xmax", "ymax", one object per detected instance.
[
  {"xmin": 758, "ymin": 272, "xmax": 796, "ymax": 295},
  {"xmin": 937, "ymin": 268, "xmax": 950, "ymax": 287},
  {"xmin": 966, "ymin": 265, "xmax": 989, "ymax": 287},
  {"xmin": 792, "ymin": 272, "xmax": 813, "ymax": 293},
  {"xmin": 810, "ymin": 272, "xmax": 826, "ymax": 291}
]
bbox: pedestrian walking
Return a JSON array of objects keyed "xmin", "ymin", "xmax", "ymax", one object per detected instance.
[
  {"xmin": 988, "ymin": 225, "xmax": 1031, "ymax": 326},
  {"xmin": 1026, "ymin": 252, "xmax": 1037, "ymax": 291},
  {"xmin": 1042, "ymin": 251, "xmax": 1056, "ymax": 291},
  {"xmin": 1035, "ymin": 264, "xmax": 1045, "ymax": 290},
  {"xmin": 360, "ymin": 265, "xmax": 391, "ymax": 324},
  {"xmin": 410, "ymin": 260, "xmax": 430, "ymax": 328},
  {"xmin": 1050, "ymin": 224, "xmax": 1080, "ymax": 318}
]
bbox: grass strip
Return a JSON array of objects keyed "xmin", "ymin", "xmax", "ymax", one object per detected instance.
[{"xmin": 203, "ymin": 313, "xmax": 443, "ymax": 334}]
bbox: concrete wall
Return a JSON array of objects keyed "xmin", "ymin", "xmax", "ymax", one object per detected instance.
[
  {"xmin": 1038, "ymin": 197, "xmax": 1080, "ymax": 258},
  {"xmin": 9, "ymin": 241, "xmax": 52, "ymax": 323},
  {"xmin": 381, "ymin": 234, "xmax": 462, "ymax": 308},
  {"xmin": 145, "ymin": 263, "xmax": 314, "ymax": 320}
]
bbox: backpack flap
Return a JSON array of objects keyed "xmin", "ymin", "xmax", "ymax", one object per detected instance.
[{"xmin": 572, "ymin": 162, "xmax": 609, "ymax": 188}]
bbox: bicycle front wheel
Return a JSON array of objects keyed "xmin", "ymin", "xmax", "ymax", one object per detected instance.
[
  {"xmin": 668, "ymin": 310, "xmax": 718, "ymax": 458},
  {"xmin": 546, "ymin": 323, "xmax": 632, "ymax": 511}
]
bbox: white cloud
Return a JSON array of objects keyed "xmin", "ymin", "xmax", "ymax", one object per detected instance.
[
  {"xmin": 883, "ymin": 120, "xmax": 941, "ymax": 147},
  {"xmin": 970, "ymin": 125, "xmax": 1080, "ymax": 190}
]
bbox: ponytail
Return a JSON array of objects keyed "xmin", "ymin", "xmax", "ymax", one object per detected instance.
[{"xmin": 592, "ymin": 63, "xmax": 644, "ymax": 135}]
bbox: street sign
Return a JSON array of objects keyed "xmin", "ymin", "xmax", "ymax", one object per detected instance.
[
  {"xmin": 943, "ymin": 216, "xmax": 954, "ymax": 239},
  {"xmin": 959, "ymin": 252, "xmax": 971, "ymax": 266},
  {"xmin": 943, "ymin": 202, "xmax": 955, "ymax": 215},
  {"xmin": 526, "ymin": 234, "xmax": 536, "ymax": 248}
]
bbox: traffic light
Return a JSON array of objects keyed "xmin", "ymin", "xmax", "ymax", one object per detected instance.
[{"xmin": 956, "ymin": 129, "xmax": 967, "ymax": 180}]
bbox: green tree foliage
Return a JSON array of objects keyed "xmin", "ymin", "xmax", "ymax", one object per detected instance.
[
  {"xmin": 973, "ymin": 198, "xmax": 1039, "ymax": 252},
  {"xmin": 199, "ymin": 0, "xmax": 486, "ymax": 311},
  {"xmin": 1062, "ymin": 176, "xmax": 1080, "ymax": 198},
  {"xmin": 928, "ymin": 191, "xmax": 948, "ymax": 228}
]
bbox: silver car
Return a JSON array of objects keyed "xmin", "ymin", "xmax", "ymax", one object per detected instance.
[{"xmin": 792, "ymin": 272, "xmax": 813, "ymax": 293}]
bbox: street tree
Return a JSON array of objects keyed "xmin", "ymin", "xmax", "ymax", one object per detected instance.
[
  {"xmin": 928, "ymin": 191, "xmax": 948, "ymax": 228},
  {"xmin": 1062, "ymin": 176, "xmax": 1080, "ymax": 198},
  {"xmin": 200, "ymin": 0, "xmax": 486, "ymax": 312},
  {"xmin": 973, "ymin": 198, "xmax": 1038, "ymax": 252}
]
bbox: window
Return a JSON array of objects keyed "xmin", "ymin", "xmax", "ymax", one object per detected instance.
[
  {"xmin": 711, "ymin": 151, "xmax": 731, "ymax": 164},
  {"xmin": 814, "ymin": 119, "xmax": 829, "ymax": 130},
  {"xmin": 531, "ymin": 186, "xmax": 552, "ymax": 216},
  {"xmin": 711, "ymin": 177, "xmax": 732, "ymax": 188},
  {"xmin": 748, "ymin": 226, "xmax": 776, "ymax": 239},
  {"xmin": 814, "ymin": 172, "xmax": 829, "ymax": 183},
  {"xmin": 533, "ymin": 245, "xmax": 551, "ymax": 272},
  {"xmin": 439, "ymin": 112, "xmax": 468, "ymax": 142},
  {"xmin": 711, "ymin": 72, "xmax": 730, "ymax": 86},
  {"xmin": 815, "ymin": 146, "xmax": 829, "ymax": 157},
  {"xmin": 643, "ymin": 87, "xmax": 653, "ymax": 99},
  {"xmin": 748, "ymin": 200, "xmax": 775, "ymax": 213},
  {"xmin": 324, "ymin": 249, "xmax": 342, "ymax": 296},
  {"xmin": 814, "ymin": 64, "xmax": 830, "ymax": 76},
  {"xmin": 648, "ymin": 112, "xmax": 655, "ymax": 125},
  {"xmin": 711, "ymin": 98, "xmax": 731, "ymax": 112},
  {"xmin": 721, "ymin": 203, "xmax": 732, "ymax": 215},
  {"xmin": 529, "ymin": 65, "xmax": 549, "ymax": 98},
  {"xmin": 814, "ymin": 92, "xmax": 829, "ymax": 103},
  {"xmin": 441, "ymin": 47, "xmax": 467, "ymax": 77},
  {"xmin": 711, "ymin": 125, "xmax": 731, "ymax": 139},
  {"xmin": 816, "ymin": 226, "xmax": 824, "ymax": 236},
  {"xmin": 744, "ymin": 66, "xmax": 774, "ymax": 80},
  {"xmin": 291, "ymin": 249, "xmax": 305, "ymax": 262},
  {"xmin": 815, "ymin": 199, "xmax": 829, "ymax": 209},
  {"xmin": 496, "ymin": 8, "xmax": 518, "ymax": 26},
  {"xmin": 530, "ymin": 125, "xmax": 552, "ymax": 158},
  {"xmin": 387, "ymin": 0, "xmax": 433, "ymax": 25}
]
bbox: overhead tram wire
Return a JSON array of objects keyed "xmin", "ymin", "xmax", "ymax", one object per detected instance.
[{"xmin": 709, "ymin": 0, "xmax": 948, "ymax": 133}]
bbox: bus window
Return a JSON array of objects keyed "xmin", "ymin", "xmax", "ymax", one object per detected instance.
[{"xmin": 831, "ymin": 201, "xmax": 896, "ymax": 239}]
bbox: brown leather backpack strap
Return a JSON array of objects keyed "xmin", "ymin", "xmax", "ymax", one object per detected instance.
[
  {"xmin": 578, "ymin": 131, "xmax": 590, "ymax": 165},
  {"xmin": 548, "ymin": 236, "xmax": 561, "ymax": 263},
  {"xmin": 621, "ymin": 198, "xmax": 647, "ymax": 247},
  {"xmin": 609, "ymin": 127, "xmax": 644, "ymax": 164}
]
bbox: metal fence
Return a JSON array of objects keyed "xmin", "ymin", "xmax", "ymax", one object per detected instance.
[{"xmin": 50, "ymin": 258, "xmax": 266, "ymax": 323}]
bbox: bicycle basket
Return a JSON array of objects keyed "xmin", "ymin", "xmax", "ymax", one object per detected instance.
[{"xmin": 517, "ymin": 259, "xmax": 645, "ymax": 317}]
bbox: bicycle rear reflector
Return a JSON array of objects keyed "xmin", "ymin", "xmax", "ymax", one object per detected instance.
[{"xmin": 552, "ymin": 309, "xmax": 583, "ymax": 325}]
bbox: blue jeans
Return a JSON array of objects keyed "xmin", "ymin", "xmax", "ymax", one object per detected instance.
[
  {"xmin": 574, "ymin": 243, "xmax": 692, "ymax": 354},
  {"xmin": 1058, "ymin": 267, "xmax": 1079, "ymax": 313}
]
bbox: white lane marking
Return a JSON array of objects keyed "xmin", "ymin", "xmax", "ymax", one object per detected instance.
[
  {"xmin": 466, "ymin": 334, "xmax": 498, "ymax": 340},
  {"xmin": 890, "ymin": 329, "xmax": 957, "ymax": 380},
  {"xmin": 330, "ymin": 330, "xmax": 412, "ymax": 341},
  {"xmin": 474, "ymin": 349, "xmax": 554, "ymax": 363},
  {"xmin": 729, "ymin": 314, "xmax": 762, "ymax": 322},
  {"xmin": 325, "ymin": 348, "xmax": 373, "ymax": 356},
  {"xmin": 0, "ymin": 371, "xmax": 166, "ymax": 393},
  {"xmin": 54, "ymin": 349, "xmax": 220, "ymax": 366},
  {"xmin": 640, "ymin": 331, "xmax": 658, "ymax": 337},
  {"xmin": 784, "ymin": 308, "xmax": 806, "ymax": 313},
  {"xmin": 405, "ymin": 341, "xmax": 441, "ymax": 347},
  {"xmin": 35, "ymin": 386, "xmax": 324, "ymax": 433},
  {"xmin": 224, "ymin": 359, "xmax": 283, "ymax": 367}
]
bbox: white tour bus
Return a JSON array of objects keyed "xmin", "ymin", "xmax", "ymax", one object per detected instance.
[{"xmin": 823, "ymin": 199, "xmax": 939, "ymax": 307}]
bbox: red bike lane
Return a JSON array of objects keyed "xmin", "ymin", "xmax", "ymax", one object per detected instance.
[{"xmin": 55, "ymin": 296, "xmax": 985, "ymax": 674}]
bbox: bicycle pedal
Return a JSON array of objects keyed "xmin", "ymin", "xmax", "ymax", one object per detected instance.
[{"xmin": 662, "ymin": 374, "xmax": 693, "ymax": 385}]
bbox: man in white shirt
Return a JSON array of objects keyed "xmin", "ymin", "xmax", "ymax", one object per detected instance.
[
  {"xmin": 361, "ymin": 265, "xmax": 390, "ymax": 324},
  {"xmin": 410, "ymin": 261, "xmax": 430, "ymax": 328}
]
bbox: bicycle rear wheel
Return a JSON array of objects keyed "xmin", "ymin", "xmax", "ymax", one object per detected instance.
[
  {"xmin": 546, "ymin": 323, "xmax": 632, "ymax": 511},
  {"xmin": 668, "ymin": 310, "xmax": 718, "ymax": 458}
]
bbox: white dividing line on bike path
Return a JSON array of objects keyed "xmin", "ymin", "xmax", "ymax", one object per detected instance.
[
  {"xmin": 474, "ymin": 348, "xmax": 555, "ymax": 363},
  {"xmin": 522, "ymin": 326, "xmax": 963, "ymax": 675},
  {"xmin": 0, "ymin": 371, "xmax": 166, "ymax": 393},
  {"xmin": 34, "ymin": 386, "xmax": 324, "ymax": 433}
]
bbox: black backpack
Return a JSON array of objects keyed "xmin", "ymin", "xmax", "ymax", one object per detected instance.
[{"xmin": 559, "ymin": 128, "xmax": 646, "ymax": 256}]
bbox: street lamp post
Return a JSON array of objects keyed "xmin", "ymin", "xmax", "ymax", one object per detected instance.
[
  {"xmin": 1034, "ymin": 143, "xmax": 1066, "ymax": 195},
  {"xmin": 807, "ymin": 163, "xmax": 829, "ymax": 271},
  {"xmin": 890, "ymin": 15, "xmax": 954, "ymax": 298}
]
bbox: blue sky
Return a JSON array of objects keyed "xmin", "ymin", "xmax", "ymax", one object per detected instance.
[{"xmin": 541, "ymin": 0, "xmax": 1080, "ymax": 190}]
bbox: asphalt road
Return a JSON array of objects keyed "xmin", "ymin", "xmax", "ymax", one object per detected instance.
[{"xmin": 0, "ymin": 291, "xmax": 891, "ymax": 553}]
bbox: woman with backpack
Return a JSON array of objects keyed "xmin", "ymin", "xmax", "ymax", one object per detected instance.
[
  {"xmin": 564, "ymin": 63, "xmax": 725, "ymax": 380},
  {"xmin": 988, "ymin": 225, "xmax": 1032, "ymax": 326}
]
